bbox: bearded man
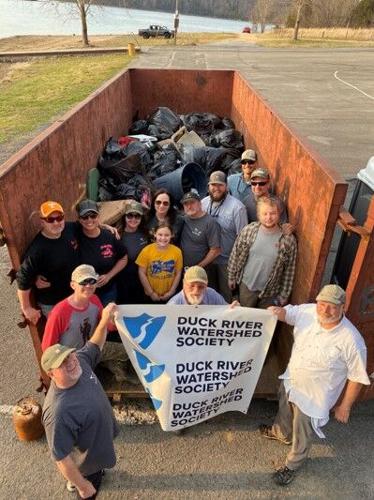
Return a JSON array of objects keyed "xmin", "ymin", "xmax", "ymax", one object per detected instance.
[
  {"xmin": 167, "ymin": 266, "xmax": 228, "ymax": 305},
  {"xmin": 262, "ymin": 284, "xmax": 370, "ymax": 486}
]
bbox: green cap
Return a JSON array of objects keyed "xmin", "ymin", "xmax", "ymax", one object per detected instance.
[{"xmin": 41, "ymin": 344, "xmax": 76, "ymax": 372}]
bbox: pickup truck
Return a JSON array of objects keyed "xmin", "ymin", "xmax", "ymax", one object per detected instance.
[{"xmin": 138, "ymin": 25, "xmax": 175, "ymax": 39}]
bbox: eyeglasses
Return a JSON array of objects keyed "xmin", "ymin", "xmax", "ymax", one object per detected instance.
[
  {"xmin": 78, "ymin": 278, "xmax": 97, "ymax": 286},
  {"xmin": 241, "ymin": 160, "xmax": 255, "ymax": 165},
  {"xmin": 126, "ymin": 213, "xmax": 141, "ymax": 219},
  {"xmin": 42, "ymin": 214, "xmax": 65, "ymax": 223},
  {"xmin": 80, "ymin": 212, "xmax": 98, "ymax": 220},
  {"xmin": 155, "ymin": 200, "xmax": 170, "ymax": 206},
  {"xmin": 251, "ymin": 181, "xmax": 268, "ymax": 186}
]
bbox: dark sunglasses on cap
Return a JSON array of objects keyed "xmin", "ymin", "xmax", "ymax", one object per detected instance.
[
  {"xmin": 155, "ymin": 200, "xmax": 170, "ymax": 206},
  {"xmin": 80, "ymin": 212, "xmax": 98, "ymax": 220},
  {"xmin": 251, "ymin": 181, "xmax": 268, "ymax": 186},
  {"xmin": 78, "ymin": 278, "xmax": 97, "ymax": 286},
  {"xmin": 126, "ymin": 213, "xmax": 142, "ymax": 219},
  {"xmin": 42, "ymin": 214, "xmax": 65, "ymax": 223}
]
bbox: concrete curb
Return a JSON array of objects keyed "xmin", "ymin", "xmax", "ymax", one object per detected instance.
[{"xmin": 0, "ymin": 46, "xmax": 140, "ymax": 61}]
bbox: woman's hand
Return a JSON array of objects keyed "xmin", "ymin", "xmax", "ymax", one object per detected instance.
[{"xmin": 96, "ymin": 274, "xmax": 110, "ymax": 288}]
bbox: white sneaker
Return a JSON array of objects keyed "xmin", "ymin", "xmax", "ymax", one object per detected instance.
[{"xmin": 66, "ymin": 480, "xmax": 76, "ymax": 492}]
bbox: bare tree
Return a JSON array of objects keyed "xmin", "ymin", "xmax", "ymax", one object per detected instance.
[
  {"xmin": 251, "ymin": 0, "xmax": 277, "ymax": 33},
  {"xmin": 47, "ymin": 0, "xmax": 95, "ymax": 46}
]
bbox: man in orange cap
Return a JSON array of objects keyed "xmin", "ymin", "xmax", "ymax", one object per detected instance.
[{"xmin": 16, "ymin": 201, "xmax": 80, "ymax": 324}]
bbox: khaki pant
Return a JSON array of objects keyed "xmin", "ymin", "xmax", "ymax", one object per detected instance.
[{"xmin": 272, "ymin": 382, "xmax": 314, "ymax": 470}]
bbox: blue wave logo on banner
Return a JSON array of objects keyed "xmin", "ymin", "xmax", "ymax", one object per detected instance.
[
  {"xmin": 134, "ymin": 350, "xmax": 165, "ymax": 410},
  {"xmin": 123, "ymin": 313, "xmax": 166, "ymax": 349},
  {"xmin": 135, "ymin": 351, "xmax": 165, "ymax": 383}
]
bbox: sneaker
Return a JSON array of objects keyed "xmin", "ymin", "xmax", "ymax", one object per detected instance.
[
  {"xmin": 259, "ymin": 424, "xmax": 292, "ymax": 445},
  {"xmin": 66, "ymin": 480, "xmax": 76, "ymax": 492},
  {"xmin": 273, "ymin": 466, "xmax": 296, "ymax": 486}
]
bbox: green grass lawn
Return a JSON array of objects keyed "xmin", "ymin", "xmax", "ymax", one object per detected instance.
[{"xmin": 0, "ymin": 54, "xmax": 131, "ymax": 144}]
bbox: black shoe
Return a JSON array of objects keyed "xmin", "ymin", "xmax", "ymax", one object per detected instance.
[
  {"xmin": 273, "ymin": 466, "xmax": 296, "ymax": 486},
  {"xmin": 259, "ymin": 424, "xmax": 292, "ymax": 445}
]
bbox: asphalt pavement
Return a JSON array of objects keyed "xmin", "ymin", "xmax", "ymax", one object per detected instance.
[{"xmin": 1, "ymin": 41, "xmax": 374, "ymax": 499}]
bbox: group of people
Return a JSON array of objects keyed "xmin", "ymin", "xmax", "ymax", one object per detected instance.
[
  {"xmin": 15, "ymin": 149, "xmax": 370, "ymax": 496},
  {"xmin": 16, "ymin": 148, "xmax": 297, "ymax": 329}
]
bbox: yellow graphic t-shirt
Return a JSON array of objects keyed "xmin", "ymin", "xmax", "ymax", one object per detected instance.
[{"xmin": 135, "ymin": 243, "xmax": 183, "ymax": 296}]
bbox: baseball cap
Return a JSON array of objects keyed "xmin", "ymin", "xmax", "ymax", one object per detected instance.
[
  {"xmin": 124, "ymin": 200, "xmax": 144, "ymax": 216},
  {"xmin": 41, "ymin": 344, "xmax": 76, "ymax": 372},
  {"xmin": 316, "ymin": 284, "xmax": 346, "ymax": 305},
  {"xmin": 250, "ymin": 168, "xmax": 270, "ymax": 180},
  {"xmin": 181, "ymin": 189, "xmax": 201, "ymax": 204},
  {"xmin": 208, "ymin": 171, "xmax": 226, "ymax": 185},
  {"xmin": 241, "ymin": 149, "xmax": 257, "ymax": 162},
  {"xmin": 71, "ymin": 264, "xmax": 99, "ymax": 283},
  {"xmin": 40, "ymin": 201, "xmax": 64, "ymax": 218},
  {"xmin": 77, "ymin": 199, "xmax": 99, "ymax": 217},
  {"xmin": 184, "ymin": 266, "xmax": 208, "ymax": 284}
]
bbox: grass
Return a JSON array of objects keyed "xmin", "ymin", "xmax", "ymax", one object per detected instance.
[
  {"xmin": 0, "ymin": 54, "xmax": 131, "ymax": 144},
  {"xmin": 243, "ymin": 28, "xmax": 374, "ymax": 48},
  {"xmin": 0, "ymin": 32, "xmax": 239, "ymax": 52}
]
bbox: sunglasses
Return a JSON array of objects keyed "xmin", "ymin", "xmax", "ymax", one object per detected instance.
[
  {"xmin": 42, "ymin": 214, "xmax": 64, "ymax": 223},
  {"xmin": 126, "ymin": 213, "xmax": 141, "ymax": 219},
  {"xmin": 78, "ymin": 278, "xmax": 97, "ymax": 286},
  {"xmin": 80, "ymin": 212, "xmax": 98, "ymax": 220},
  {"xmin": 155, "ymin": 200, "xmax": 170, "ymax": 206},
  {"xmin": 241, "ymin": 160, "xmax": 255, "ymax": 165},
  {"xmin": 251, "ymin": 181, "xmax": 268, "ymax": 186}
]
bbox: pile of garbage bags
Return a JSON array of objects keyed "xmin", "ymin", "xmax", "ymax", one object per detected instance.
[{"xmin": 97, "ymin": 106, "xmax": 244, "ymax": 204}]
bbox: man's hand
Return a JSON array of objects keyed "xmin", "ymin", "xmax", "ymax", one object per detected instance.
[
  {"xmin": 229, "ymin": 300, "xmax": 240, "ymax": 309},
  {"xmin": 267, "ymin": 305, "xmax": 286, "ymax": 322},
  {"xmin": 101, "ymin": 223, "xmax": 120, "ymax": 240},
  {"xmin": 333, "ymin": 404, "xmax": 351, "ymax": 424},
  {"xmin": 101, "ymin": 302, "xmax": 117, "ymax": 323},
  {"xmin": 23, "ymin": 306, "xmax": 41, "ymax": 325},
  {"xmin": 281, "ymin": 223, "xmax": 295, "ymax": 236},
  {"xmin": 35, "ymin": 275, "xmax": 51, "ymax": 289},
  {"xmin": 77, "ymin": 478, "xmax": 96, "ymax": 499},
  {"xmin": 228, "ymin": 280, "xmax": 236, "ymax": 291}
]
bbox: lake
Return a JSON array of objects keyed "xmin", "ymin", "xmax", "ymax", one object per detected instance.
[{"xmin": 0, "ymin": 0, "xmax": 252, "ymax": 38}]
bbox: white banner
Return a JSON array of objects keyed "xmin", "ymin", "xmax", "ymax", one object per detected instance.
[{"xmin": 115, "ymin": 305, "xmax": 277, "ymax": 431}]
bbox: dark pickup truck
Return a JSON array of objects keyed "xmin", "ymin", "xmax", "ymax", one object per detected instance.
[{"xmin": 138, "ymin": 25, "xmax": 175, "ymax": 39}]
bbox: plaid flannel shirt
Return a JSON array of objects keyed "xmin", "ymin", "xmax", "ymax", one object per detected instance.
[{"xmin": 227, "ymin": 222, "xmax": 297, "ymax": 301}]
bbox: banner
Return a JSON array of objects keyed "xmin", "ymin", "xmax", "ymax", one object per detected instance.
[{"xmin": 115, "ymin": 305, "xmax": 277, "ymax": 431}]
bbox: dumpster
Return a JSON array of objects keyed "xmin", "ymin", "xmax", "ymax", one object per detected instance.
[{"xmin": 3, "ymin": 68, "xmax": 371, "ymax": 400}]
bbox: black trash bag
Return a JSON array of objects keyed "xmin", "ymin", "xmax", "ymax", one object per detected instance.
[
  {"xmin": 103, "ymin": 137, "xmax": 123, "ymax": 158},
  {"xmin": 122, "ymin": 141, "xmax": 153, "ymax": 171},
  {"xmin": 129, "ymin": 120, "xmax": 149, "ymax": 135},
  {"xmin": 227, "ymin": 158, "xmax": 243, "ymax": 175},
  {"xmin": 149, "ymin": 144, "xmax": 181, "ymax": 179},
  {"xmin": 98, "ymin": 177, "xmax": 119, "ymax": 202},
  {"xmin": 181, "ymin": 146, "xmax": 239, "ymax": 175},
  {"xmin": 147, "ymin": 107, "xmax": 182, "ymax": 140},
  {"xmin": 98, "ymin": 154, "xmax": 145, "ymax": 184},
  {"xmin": 113, "ymin": 176, "xmax": 152, "ymax": 201},
  {"xmin": 181, "ymin": 112, "xmax": 222, "ymax": 136},
  {"xmin": 209, "ymin": 129, "xmax": 244, "ymax": 150},
  {"xmin": 221, "ymin": 117, "xmax": 236, "ymax": 130}
]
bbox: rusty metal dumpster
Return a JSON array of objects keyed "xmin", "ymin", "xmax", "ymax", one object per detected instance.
[{"xmin": 0, "ymin": 68, "xmax": 372, "ymax": 399}]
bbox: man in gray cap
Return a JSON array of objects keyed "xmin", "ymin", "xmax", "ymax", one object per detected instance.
[
  {"xmin": 227, "ymin": 149, "xmax": 258, "ymax": 218},
  {"xmin": 180, "ymin": 189, "xmax": 221, "ymax": 269},
  {"xmin": 42, "ymin": 303, "xmax": 118, "ymax": 498},
  {"xmin": 201, "ymin": 171, "xmax": 247, "ymax": 301},
  {"xmin": 262, "ymin": 284, "xmax": 370, "ymax": 486}
]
